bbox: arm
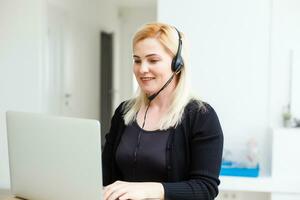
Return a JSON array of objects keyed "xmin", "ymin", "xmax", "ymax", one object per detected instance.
[
  {"xmin": 162, "ymin": 104, "xmax": 224, "ymax": 200},
  {"xmin": 102, "ymin": 102, "xmax": 125, "ymax": 186}
]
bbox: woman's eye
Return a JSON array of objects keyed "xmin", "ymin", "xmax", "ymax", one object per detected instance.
[
  {"xmin": 149, "ymin": 60, "xmax": 159, "ymax": 64},
  {"xmin": 134, "ymin": 60, "xmax": 141, "ymax": 64}
]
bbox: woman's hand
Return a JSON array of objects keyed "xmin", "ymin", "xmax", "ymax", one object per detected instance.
[{"xmin": 103, "ymin": 180, "xmax": 164, "ymax": 200}]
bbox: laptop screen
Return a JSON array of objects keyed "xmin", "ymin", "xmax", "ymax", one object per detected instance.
[{"xmin": 6, "ymin": 111, "xmax": 102, "ymax": 200}]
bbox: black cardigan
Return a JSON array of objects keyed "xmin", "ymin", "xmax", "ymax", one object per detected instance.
[{"xmin": 102, "ymin": 100, "xmax": 224, "ymax": 200}]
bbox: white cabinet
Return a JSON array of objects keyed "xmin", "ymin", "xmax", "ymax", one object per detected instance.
[
  {"xmin": 271, "ymin": 128, "xmax": 300, "ymax": 199},
  {"xmin": 272, "ymin": 128, "xmax": 300, "ymax": 180}
]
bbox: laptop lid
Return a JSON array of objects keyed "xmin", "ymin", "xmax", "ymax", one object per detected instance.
[{"xmin": 6, "ymin": 111, "xmax": 102, "ymax": 200}]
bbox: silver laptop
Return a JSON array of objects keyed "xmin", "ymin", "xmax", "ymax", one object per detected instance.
[{"xmin": 6, "ymin": 111, "xmax": 102, "ymax": 200}]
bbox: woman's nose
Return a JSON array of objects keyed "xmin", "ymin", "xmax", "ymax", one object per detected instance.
[{"xmin": 139, "ymin": 61, "xmax": 150, "ymax": 73}]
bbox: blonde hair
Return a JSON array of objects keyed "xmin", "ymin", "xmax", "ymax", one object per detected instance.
[{"xmin": 123, "ymin": 22, "xmax": 202, "ymax": 130}]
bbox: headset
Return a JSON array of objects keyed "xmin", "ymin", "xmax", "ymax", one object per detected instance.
[
  {"xmin": 171, "ymin": 27, "xmax": 184, "ymax": 73},
  {"xmin": 147, "ymin": 27, "xmax": 184, "ymax": 101}
]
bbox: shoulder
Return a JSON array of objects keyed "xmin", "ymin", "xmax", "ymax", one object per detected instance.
[
  {"xmin": 184, "ymin": 99, "xmax": 222, "ymax": 134},
  {"xmin": 113, "ymin": 101, "xmax": 127, "ymax": 116},
  {"xmin": 184, "ymin": 98, "xmax": 215, "ymax": 117},
  {"xmin": 114, "ymin": 99, "xmax": 136, "ymax": 116}
]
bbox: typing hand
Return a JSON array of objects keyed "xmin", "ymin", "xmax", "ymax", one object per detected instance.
[{"xmin": 103, "ymin": 180, "xmax": 164, "ymax": 200}]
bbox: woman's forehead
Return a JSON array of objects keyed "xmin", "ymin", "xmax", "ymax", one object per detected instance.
[{"xmin": 133, "ymin": 38, "xmax": 170, "ymax": 56}]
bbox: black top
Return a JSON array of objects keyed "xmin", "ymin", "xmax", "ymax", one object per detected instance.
[
  {"xmin": 116, "ymin": 121, "xmax": 171, "ymax": 182},
  {"xmin": 102, "ymin": 100, "xmax": 224, "ymax": 200}
]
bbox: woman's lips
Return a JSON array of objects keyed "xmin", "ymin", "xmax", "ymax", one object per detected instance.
[{"xmin": 140, "ymin": 77, "xmax": 155, "ymax": 81}]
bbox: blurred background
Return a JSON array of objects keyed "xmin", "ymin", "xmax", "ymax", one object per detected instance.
[{"xmin": 1, "ymin": 0, "xmax": 300, "ymax": 199}]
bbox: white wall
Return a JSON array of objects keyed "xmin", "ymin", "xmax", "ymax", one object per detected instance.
[
  {"xmin": 0, "ymin": 0, "xmax": 119, "ymax": 189},
  {"xmin": 117, "ymin": 6, "xmax": 157, "ymax": 104},
  {"xmin": 46, "ymin": 0, "xmax": 119, "ymax": 119},
  {"xmin": 0, "ymin": 0, "xmax": 46, "ymax": 188},
  {"xmin": 269, "ymin": 0, "xmax": 300, "ymax": 127},
  {"xmin": 158, "ymin": 0, "xmax": 272, "ymax": 175}
]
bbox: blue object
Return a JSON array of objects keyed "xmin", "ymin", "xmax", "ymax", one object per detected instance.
[{"xmin": 220, "ymin": 161, "xmax": 259, "ymax": 177}]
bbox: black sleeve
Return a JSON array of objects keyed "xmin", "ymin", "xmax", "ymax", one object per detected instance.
[
  {"xmin": 102, "ymin": 102, "xmax": 124, "ymax": 186},
  {"xmin": 162, "ymin": 104, "xmax": 224, "ymax": 200}
]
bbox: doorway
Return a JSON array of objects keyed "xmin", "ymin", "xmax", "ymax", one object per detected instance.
[{"xmin": 100, "ymin": 32, "xmax": 113, "ymax": 147}]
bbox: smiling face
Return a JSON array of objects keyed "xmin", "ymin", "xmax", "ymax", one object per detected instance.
[{"xmin": 133, "ymin": 37, "xmax": 175, "ymax": 96}]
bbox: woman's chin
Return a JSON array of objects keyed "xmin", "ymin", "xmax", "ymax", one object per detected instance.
[
  {"xmin": 139, "ymin": 86, "xmax": 153, "ymax": 93},
  {"xmin": 141, "ymin": 89, "xmax": 156, "ymax": 96}
]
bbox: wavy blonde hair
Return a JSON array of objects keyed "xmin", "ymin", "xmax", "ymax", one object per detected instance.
[{"xmin": 123, "ymin": 22, "xmax": 202, "ymax": 130}]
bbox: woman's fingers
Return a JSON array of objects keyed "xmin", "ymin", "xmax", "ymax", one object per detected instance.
[
  {"xmin": 107, "ymin": 188, "xmax": 127, "ymax": 200},
  {"xmin": 118, "ymin": 192, "xmax": 130, "ymax": 200},
  {"xmin": 104, "ymin": 181, "xmax": 127, "ymax": 200}
]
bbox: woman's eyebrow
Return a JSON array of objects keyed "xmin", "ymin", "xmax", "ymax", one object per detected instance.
[
  {"xmin": 145, "ymin": 54, "xmax": 159, "ymax": 58},
  {"xmin": 133, "ymin": 54, "xmax": 160, "ymax": 58}
]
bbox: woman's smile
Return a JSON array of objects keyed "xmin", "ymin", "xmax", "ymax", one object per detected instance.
[{"xmin": 140, "ymin": 77, "xmax": 155, "ymax": 82}]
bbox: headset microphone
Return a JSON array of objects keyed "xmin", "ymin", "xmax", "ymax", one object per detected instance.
[{"xmin": 147, "ymin": 73, "xmax": 175, "ymax": 101}]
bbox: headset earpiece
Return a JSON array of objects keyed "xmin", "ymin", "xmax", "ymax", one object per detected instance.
[{"xmin": 171, "ymin": 28, "xmax": 184, "ymax": 73}]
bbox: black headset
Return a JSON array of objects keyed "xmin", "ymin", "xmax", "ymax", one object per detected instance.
[{"xmin": 171, "ymin": 27, "xmax": 184, "ymax": 73}]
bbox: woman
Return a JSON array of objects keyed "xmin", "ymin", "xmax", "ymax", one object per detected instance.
[{"xmin": 102, "ymin": 22, "xmax": 223, "ymax": 200}]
